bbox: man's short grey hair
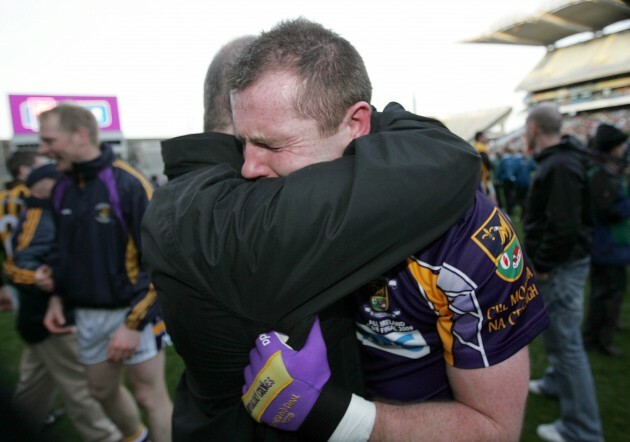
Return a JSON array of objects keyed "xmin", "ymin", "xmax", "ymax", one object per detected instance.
[
  {"xmin": 39, "ymin": 104, "xmax": 99, "ymax": 146},
  {"xmin": 228, "ymin": 18, "xmax": 372, "ymax": 136},
  {"xmin": 526, "ymin": 102, "xmax": 563, "ymax": 135},
  {"xmin": 203, "ymin": 36, "xmax": 257, "ymax": 133}
]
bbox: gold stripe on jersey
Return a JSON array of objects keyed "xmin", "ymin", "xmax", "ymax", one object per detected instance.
[
  {"xmin": 17, "ymin": 208, "xmax": 42, "ymax": 252},
  {"xmin": 7, "ymin": 184, "xmax": 29, "ymax": 220},
  {"xmin": 113, "ymin": 159, "xmax": 154, "ymax": 331},
  {"xmin": 113, "ymin": 160, "xmax": 154, "ymax": 200},
  {"xmin": 3, "ymin": 260, "xmax": 17, "ymax": 280},
  {"xmin": 125, "ymin": 234, "xmax": 140, "ymax": 284},
  {"xmin": 4, "ymin": 260, "xmax": 36, "ymax": 285},
  {"xmin": 153, "ymin": 320, "xmax": 166, "ymax": 336},
  {"xmin": 125, "ymin": 284, "xmax": 158, "ymax": 331},
  {"xmin": 406, "ymin": 258, "xmax": 456, "ymax": 365},
  {"xmin": 0, "ymin": 184, "xmax": 30, "ymax": 249}
]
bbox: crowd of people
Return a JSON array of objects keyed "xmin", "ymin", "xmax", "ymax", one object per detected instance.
[
  {"xmin": 474, "ymin": 105, "xmax": 629, "ymax": 442},
  {"xmin": 1, "ymin": 106, "xmax": 172, "ymax": 442},
  {"xmin": 0, "ymin": 17, "xmax": 627, "ymax": 442}
]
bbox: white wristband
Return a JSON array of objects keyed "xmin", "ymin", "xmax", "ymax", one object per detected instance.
[{"xmin": 328, "ymin": 394, "xmax": 376, "ymax": 442}]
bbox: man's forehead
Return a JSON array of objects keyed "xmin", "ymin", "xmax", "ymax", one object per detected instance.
[
  {"xmin": 232, "ymin": 88, "xmax": 296, "ymax": 129},
  {"xmin": 233, "ymin": 71, "xmax": 297, "ymax": 104},
  {"xmin": 39, "ymin": 114, "xmax": 60, "ymax": 130}
]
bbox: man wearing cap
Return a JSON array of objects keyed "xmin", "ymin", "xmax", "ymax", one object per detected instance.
[
  {"xmin": 583, "ymin": 122, "xmax": 630, "ymax": 357},
  {"xmin": 523, "ymin": 102, "xmax": 603, "ymax": 442},
  {"xmin": 5, "ymin": 163, "xmax": 121, "ymax": 441}
]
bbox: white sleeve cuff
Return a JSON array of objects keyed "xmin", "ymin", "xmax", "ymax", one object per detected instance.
[{"xmin": 328, "ymin": 394, "xmax": 376, "ymax": 442}]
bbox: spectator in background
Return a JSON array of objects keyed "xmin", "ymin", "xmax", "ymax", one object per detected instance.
[
  {"xmin": 497, "ymin": 146, "xmax": 537, "ymax": 220},
  {"xmin": 584, "ymin": 123, "xmax": 630, "ymax": 357},
  {"xmin": 0, "ymin": 151, "xmax": 48, "ymax": 311},
  {"xmin": 473, "ymin": 130, "xmax": 497, "ymax": 204},
  {"xmin": 496, "ymin": 145, "xmax": 519, "ymax": 214},
  {"xmin": 523, "ymin": 102, "xmax": 603, "ymax": 442},
  {"xmin": 5, "ymin": 163, "xmax": 120, "ymax": 441},
  {"xmin": 37, "ymin": 104, "xmax": 172, "ymax": 442},
  {"xmin": 512, "ymin": 149, "xmax": 536, "ymax": 219}
]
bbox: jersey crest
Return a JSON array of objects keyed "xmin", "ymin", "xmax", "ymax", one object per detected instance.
[
  {"xmin": 472, "ymin": 208, "xmax": 524, "ymax": 282},
  {"xmin": 367, "ymin": 280, "xmax": 389, "ymax": 312}
]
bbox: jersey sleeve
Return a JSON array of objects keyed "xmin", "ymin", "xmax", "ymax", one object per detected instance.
[
  {"xmin": 116, "ymin": 162, "xmax": 159, "ymax": 330},
  {"xmin": 6, "ymin": 209, "xmax": 55, "ymax": 286},
  {"xmin": 430, "ymin": 202, "xmax": 549, "ymax": 369}
]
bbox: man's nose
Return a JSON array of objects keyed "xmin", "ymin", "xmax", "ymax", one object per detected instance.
[{"xmin": 241, "ymin": 143, "xmax": 275, "ymax": 179}]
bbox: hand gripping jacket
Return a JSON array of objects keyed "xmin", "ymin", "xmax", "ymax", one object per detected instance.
[{"xmin": 243, "ymin": 318, "xmax": 335, "ymax": 431}]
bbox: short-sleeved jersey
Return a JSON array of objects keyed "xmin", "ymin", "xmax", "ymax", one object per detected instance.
[{"xmin": 354, "ymin": 191, "xmax": 549, "ymax": 402}]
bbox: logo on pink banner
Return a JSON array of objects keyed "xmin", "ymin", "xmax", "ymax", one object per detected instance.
[{"xmin": 8, "ymin": 94, "xmax": 121, "ymax": 135}]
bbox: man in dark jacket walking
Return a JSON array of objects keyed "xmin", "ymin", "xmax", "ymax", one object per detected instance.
[{"xmin": 523, "ymin": 102, "xmax": 603, "ymax": 442}]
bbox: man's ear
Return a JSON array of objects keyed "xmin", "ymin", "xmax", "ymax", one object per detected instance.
[{"xmin": 345, "ymin": 101, "xmax": 371, "ymax": 139}]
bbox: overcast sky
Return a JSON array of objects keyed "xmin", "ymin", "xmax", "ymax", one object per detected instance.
[{"xmin": 0, "ymin": 0, "xmax": 550, "ymax": 139}]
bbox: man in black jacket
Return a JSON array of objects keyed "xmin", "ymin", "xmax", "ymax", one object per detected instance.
[
  {"xmin": 142, "ymin": 28, "xmax": 480, "ymax": 441},
  {"xmin": 523, "ymin": 102, "xmax": 603, "ymax": 442}
]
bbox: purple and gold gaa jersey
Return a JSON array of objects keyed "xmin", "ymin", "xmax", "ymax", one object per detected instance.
[{"xmin": 353, "ymin": 191, "xmax": 549, "ymax": 402}]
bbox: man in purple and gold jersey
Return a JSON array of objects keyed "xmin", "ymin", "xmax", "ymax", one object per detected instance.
[
  {"xmin": 246, "ymin": 193, "xmax": 549, "ymax": 442},
  {"xmin": 235, "ymin": 19, "xmax": 549, "ymax": 441}
]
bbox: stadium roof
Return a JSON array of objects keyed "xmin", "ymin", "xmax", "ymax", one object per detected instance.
[
  {"xmin": 517, "ymin": 29, "xmax": 630, "ymax": 91},
  {"xmin": 438, "ymin": 107, "xmax": 512, "ymax": 142},
  {"xmin": 466, "ymin": 0, "xmax": 630, "ymax": 46}
]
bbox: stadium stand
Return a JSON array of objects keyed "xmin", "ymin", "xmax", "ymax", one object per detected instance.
[{"xmin": 468, "ymin": 0, "xmax": 630, "ymax": 150}]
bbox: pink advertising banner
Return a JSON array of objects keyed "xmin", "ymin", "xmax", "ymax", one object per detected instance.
[{"xmin": 8, "ymin": 94, "xmax": 121, "ymax": 135}]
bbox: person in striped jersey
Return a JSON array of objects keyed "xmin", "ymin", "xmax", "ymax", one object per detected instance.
[{"xmin": 0, "ymin": 151, "xmax": 48, "ymax": 312}]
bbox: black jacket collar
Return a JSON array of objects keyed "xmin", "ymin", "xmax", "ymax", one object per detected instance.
[
  {"xmin": 534, "ymin": 135, "xmax": 587, "ymax": 163},
  {"xmin": 67, "ymin": 143, "xmax": 115, "ymax": 181},
  {"xmin": 161, "ymin": 133, "xmax": 242, "ymax": 180}
]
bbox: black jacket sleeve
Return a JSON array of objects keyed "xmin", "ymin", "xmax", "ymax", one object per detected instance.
[
  {"xmin": 142, "ymin": 104, "xmax": 480, "ymax": 331},
  {"xmin": 121, "ymin": 169, "xmax": 160, "ymax": 330}
]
